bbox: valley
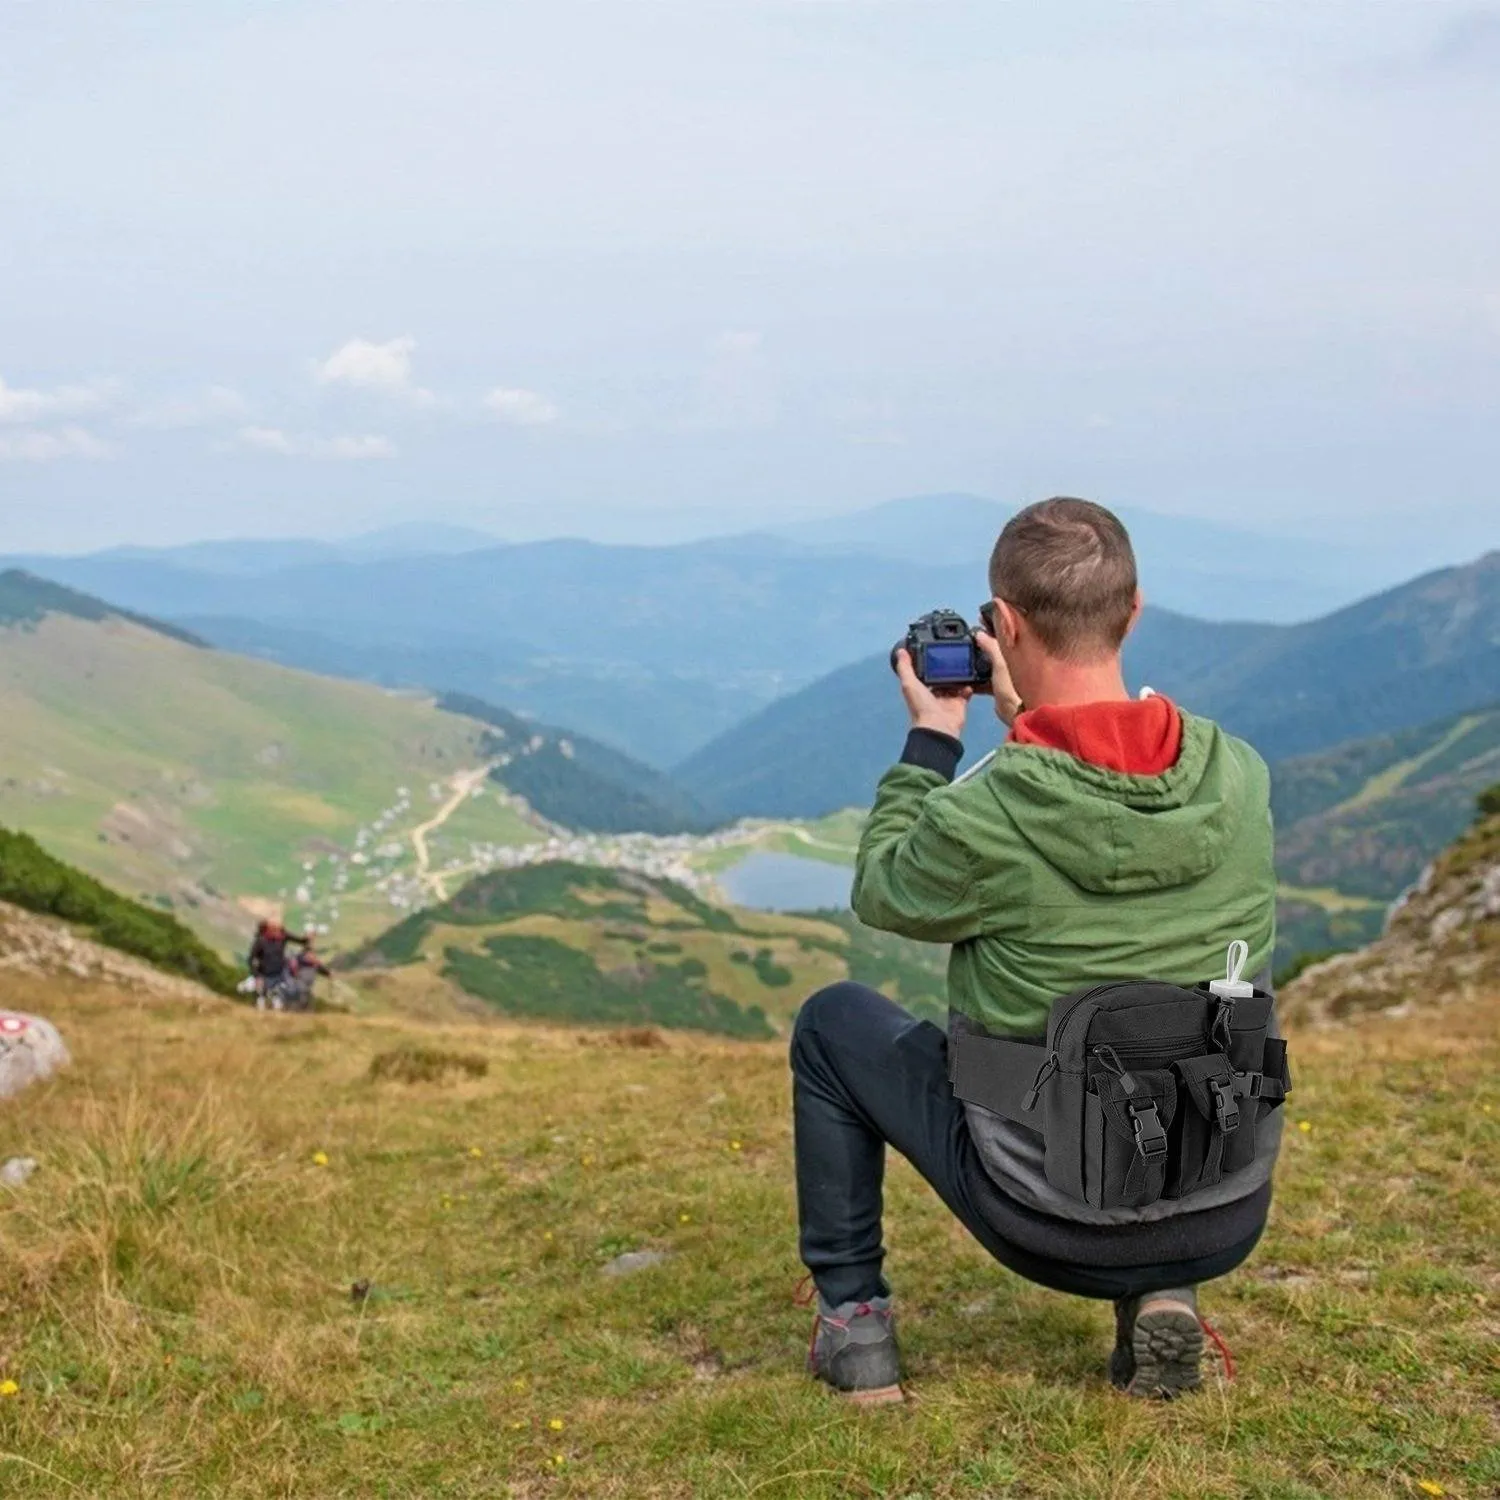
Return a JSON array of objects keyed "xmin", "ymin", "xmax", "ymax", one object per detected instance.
[{"xmin": 1, "ymin": 529, "xmax": 1497, "ymax": 990}]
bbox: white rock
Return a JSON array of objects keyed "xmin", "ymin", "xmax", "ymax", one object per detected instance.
[
  {"xmin": 0, "ymin": 1156, "xmax": 38, "ymax": 1187},
  {"xmin": 0, "ymin": 1012, "xmax": 71, "ymax": 1101},
  {"xmin": 602, "ymin": 1250, "xmax": 669, "ymax": 1277}
]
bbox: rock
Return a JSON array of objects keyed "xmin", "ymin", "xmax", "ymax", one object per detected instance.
[
  {"xmin": 0, "ymin": 1157, "xmax": 38, "ymax": 1187},
  {"xmin": 0, "ymin": 1012, "xmax": 71, "ymax": 1101},
  {"xmin": 602, "ymin": 1250, "xmax": 669, "ymax": 1277}
]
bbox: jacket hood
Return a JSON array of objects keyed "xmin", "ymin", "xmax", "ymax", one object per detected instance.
[{"xmin": 984, "ymin": 712, "xmax": 1258, "ymax": 895}]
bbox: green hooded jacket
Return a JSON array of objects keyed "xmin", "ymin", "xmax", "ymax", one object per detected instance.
[{"xmin": 852, "ymin": 712, "xmax": 1276, "ymax": 1036}]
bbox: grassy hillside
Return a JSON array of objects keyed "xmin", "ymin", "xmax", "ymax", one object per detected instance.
[
  {"xmin": 0, "ymin": 950, "xmax": 1495, "ymax": 1495},
  {"xmin": 347, "ymin": 862, "xmax": 948, "ymax": 1037},
  {"xmin": 0, "ymin": 609, "xmax": 535, "ymax": 952},
  {"xmin": 0, "ymin": 826, "xmax": 237, "ymax": 994}
]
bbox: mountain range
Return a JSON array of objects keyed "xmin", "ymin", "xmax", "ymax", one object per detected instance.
[
  {"xmin": 678, "ymin": 551, "xmax": 1500, "ymax": 818},
  {"xmin": 5, "ymin": 493, "xmax": 1460, "ymax": 768}
]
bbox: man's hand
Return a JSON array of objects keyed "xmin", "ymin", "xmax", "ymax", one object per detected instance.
[
  {"xmin": 894, "ymin": 649, "xmax": 972, "ymax": 739},
  {"xmin": 975, "ymin": 631, "xmax": 1025, "ymax": 727}
]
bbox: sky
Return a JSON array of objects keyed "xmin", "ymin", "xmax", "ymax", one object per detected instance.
[{"xmin": 1, "ymin": 0, "xmax": 1498, "ymax": 560}]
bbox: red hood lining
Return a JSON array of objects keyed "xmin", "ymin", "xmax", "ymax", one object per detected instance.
[{"xmin": 1008, "ymin": 695, "xmax": 1183, "ymax": 776}]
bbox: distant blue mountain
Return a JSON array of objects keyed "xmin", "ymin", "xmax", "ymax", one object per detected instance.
[
  {"xmin": 78, "ymin": 522, "xmax": 499, "ymax": 576},
  {"xmin": 5, "ymin": 496, "xmax": 1492, "ymax": 768},
  {"xmin": 765, "ymin": 492, "xmax": 1393, "ymax": 622},
  {"xmin": 676, "ymin": 552, "xmax": 1500, "ymax": 818}
]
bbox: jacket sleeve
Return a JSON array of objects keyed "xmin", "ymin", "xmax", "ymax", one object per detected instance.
[{"xmin": 852, "ymin": 761, "xmax": 984, "ymax": 944}]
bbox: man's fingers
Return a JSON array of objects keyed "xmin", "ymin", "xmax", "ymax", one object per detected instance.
[
  {"xmin": 894, "ymin": 648, "xmax": 922, "ymax": 690},
  {"xmin": 975, "ymin": 629, "xmax": 1004, "ymax": 664}
]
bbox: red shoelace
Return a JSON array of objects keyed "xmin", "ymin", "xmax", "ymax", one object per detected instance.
[{"xmin": 1199, "ymin": 1315, "xmax": 1237, "ymax": 1381}]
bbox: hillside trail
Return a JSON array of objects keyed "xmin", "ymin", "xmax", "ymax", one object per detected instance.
[
  {"xmin": 411, "ymin": 764, "xmax": 499, "ymax": 900},
  {"xmin": 788, "ymin": 826, "xmax": 855, "ymax": 854}
]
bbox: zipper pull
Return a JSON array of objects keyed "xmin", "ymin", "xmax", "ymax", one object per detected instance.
[
  {"xmin": 1092, "ymin": 1044, "xmax": 1137, "ymax": 1095},
  {"xmin": 1021, "ymin": 1051, "xmax": 1059, "ymax": 1112}
]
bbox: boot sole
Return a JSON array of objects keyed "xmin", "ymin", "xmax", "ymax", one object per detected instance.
[
  {"xmin": 843, "ymin": 1383, "xmax": 906, "ymax": 1407},
  {"xmin": 1125, "ymin": 1298, "xmax": 1203, "ymax": 1399}
]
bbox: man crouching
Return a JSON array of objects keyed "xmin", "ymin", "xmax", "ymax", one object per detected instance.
[{"xmin": 790, "ymin": 497, "xmax": 1279, "ymax": 1402}]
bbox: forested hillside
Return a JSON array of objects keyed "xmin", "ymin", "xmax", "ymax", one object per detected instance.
[
  {"xmin": 438, "ymin": 693, "xmax": 715, "ymax": 835},
  {"xmin": 0, "ymin": 825, "xmax": 236, "ymax": 992}
]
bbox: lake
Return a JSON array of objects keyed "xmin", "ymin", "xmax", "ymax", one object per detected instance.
[{"xmin": 718, "ymin": 852, "xmax": 853, "ymax": 912}]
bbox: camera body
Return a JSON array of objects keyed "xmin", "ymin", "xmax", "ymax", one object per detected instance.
[{"xmin": 891, "ymin": 608, "xmax": 993, "ymax": 691}]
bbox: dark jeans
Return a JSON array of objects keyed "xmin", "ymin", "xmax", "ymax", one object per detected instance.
[{"xmin": 792, "ymin": 982, "xmax": 1264, "ymax": 1307}]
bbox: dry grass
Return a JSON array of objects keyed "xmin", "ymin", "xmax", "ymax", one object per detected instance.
[{"xmin": 0, "ymin": 967, "xmax": 1496, "ymax": 1497}]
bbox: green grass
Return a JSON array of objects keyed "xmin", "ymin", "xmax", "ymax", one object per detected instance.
[
  {"xmin": 0, "ymin": 613, "xmax": 534, "ymax": 952},
  {"xmin": 0, "ymin": 971, "xmax": 1495, "ymax": 1496}
]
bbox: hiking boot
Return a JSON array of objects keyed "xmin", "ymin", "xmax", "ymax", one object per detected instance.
[
  {"xmin": 807, "ymin": 1294, "xmax": 904, "ymax": 1405},
  {"xmin": 1110, "ymin": 1287, "xmax": 1203, "ymax": 1398}
]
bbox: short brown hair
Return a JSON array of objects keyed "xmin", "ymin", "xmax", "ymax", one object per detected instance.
[{"xmin": 988, "ymin": 497, "xmax": 1137, "ymax": 659}]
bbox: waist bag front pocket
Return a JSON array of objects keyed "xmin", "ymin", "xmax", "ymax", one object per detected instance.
[
  {"xmin": 1083, "ymin": 1062, "xmax": 1176, "ymax": 1210},
  {"xmin": 1168, "ymin": 1054, "xmax": 1239, "ymax": 1197}
]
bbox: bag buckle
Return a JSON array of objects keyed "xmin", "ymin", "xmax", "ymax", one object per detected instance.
[
  {"xmin": 1209, "ymin": 1078, "xmax": 1240, "ymax": 1134},
  {"xmin": 1128, "ymin": 1101, "xmax": 1168, "ymax": 1161}
]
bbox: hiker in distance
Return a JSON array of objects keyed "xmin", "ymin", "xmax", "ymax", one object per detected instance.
[{"xmin": 791, "ymin": 497, "xmax": 1288, "ymax": 1402}]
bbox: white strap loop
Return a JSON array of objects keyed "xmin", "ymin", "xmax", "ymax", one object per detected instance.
[{"xmin": 1225, "ymin": 940, "xmax": 1249, "ymax": 988}]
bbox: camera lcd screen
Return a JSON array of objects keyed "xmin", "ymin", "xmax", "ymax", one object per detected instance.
[{"xmin": 923, "ymin": 643, "xmax": 973, "ymax": 682}]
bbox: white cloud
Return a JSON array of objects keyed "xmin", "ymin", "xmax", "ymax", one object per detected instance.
[
  {"xmin": 0, "ymin": 375, "xmax": 121, "ymax": 425},
  {"xmin": 237, "ymin": 426, "xmax": 395, "ymax": 459},
  {"xmin": 484, "ymin": 386, "xmax": 560, "ymax": 427},
  {"xmin": 313, "ymin": 336, "xmax": 435, "ymax": 405},
  {"xmin": 129, "ymin": 384, "xmax": 250, "ymax": 429},
  {"xmin": 0, "ymin": 426, "xmax": 111, "ymax": 461}
]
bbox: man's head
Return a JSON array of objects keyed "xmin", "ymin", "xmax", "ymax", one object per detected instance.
[{"xmin": 986, "ymin": 497, "xmax": 1142, "ymax": 699}]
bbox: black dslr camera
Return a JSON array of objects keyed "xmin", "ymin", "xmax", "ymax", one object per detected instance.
[{"xmin": 891, "ymin": 608, "xmax": 993, "ymax": 691}]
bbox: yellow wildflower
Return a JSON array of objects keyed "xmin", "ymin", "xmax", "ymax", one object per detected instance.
[
  {"xmin": 1418, "ymin": 1483, "xmax": 1445, "ymax": 1497},
  {"xmin": 0, "ymin": 1379, "xmax": 18, "ymax": 1398},
  {"xmin": 730, "ymin": 1140, "xmax": 743, "ymax": 1152},
  {"xmin": 468, "ymin": 1146, "xmax": 484, "ymax": 1159},
  {"xmin": 548, "ymin": 1418, "xmax": 564, "ymax": 1431},
  {"xmin": 1297, "ymin": 1120, "xmax": 1312, "ymax": 1134},
  {"xmin": 679, "ymin": 1213, "xmax": 691, "ymax": 1224},
  {"xmin": 312, "ymin": 1150, "xmax": 330, "ymax": 1166},
  {"xmin": 580, "ymin": 1154, "xmax": 594, "ymax": 1167}
]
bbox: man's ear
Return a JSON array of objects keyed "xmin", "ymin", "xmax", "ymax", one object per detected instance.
[
  {"xmin": 1122, "ymin": 589, "xmax": 1144, "ymax": 639},
  {"xmin": 993, "ymin": 597, "xmax": 1023, "ymax": 647}
]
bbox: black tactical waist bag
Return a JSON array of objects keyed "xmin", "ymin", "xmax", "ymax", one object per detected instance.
[{"xmin": 950, "ymin": 971, "xmax": 1291, "ymax": 1211}]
